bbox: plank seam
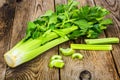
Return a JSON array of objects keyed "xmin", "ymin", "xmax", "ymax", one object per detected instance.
[{"xmin": 110, "ymin": 50, "xmax": 120, "ymax": 79}]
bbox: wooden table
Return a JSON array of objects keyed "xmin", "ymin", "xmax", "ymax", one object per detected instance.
[{"xmin": 0, "ymin": 0, "xmax": 120, "ymax": 80}]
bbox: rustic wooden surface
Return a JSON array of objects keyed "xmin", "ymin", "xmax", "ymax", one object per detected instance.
[{"xmin": 0, "ymin": 0, "xmax": 120, "ymax": 80}]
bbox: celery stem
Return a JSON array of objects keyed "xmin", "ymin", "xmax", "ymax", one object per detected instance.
[
  {"xmin": 16, "ymin": 26, "xmax": 78, "ymax": 52},
  {"xmin": 85, "ymin": 37, "xmax": 119, "ymax": 44},
  {"xmin": 71, "ymin": 44, "xmax": 112, "ymax": 50},
  {"xmin": 4, "ymin": 37, "xmax": 69, "ymax": 67}
]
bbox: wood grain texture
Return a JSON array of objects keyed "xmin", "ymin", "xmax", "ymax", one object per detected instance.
[
  {"xmin": 0, "ymin": 0, "xmax": 16, "ymax": 80},
  {"xmin": 93, "ymin": 0, "xmax": 120, "ymax": 76},
  {"xmin": 5, "ymin": 0, "xmax": 59, "ymax": 80},
  {"xmin": 58, "ymin": 0, "xmax": 120, "ymax": 80},
  {"xmin": 0, "ymin": 0, "xmax": 119, "ymax": 80}
]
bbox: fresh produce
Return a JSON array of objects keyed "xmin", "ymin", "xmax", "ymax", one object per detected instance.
[
  {"xmin": 49, "ymin": 55, "xmax": 64, "ymax": 68},
  {"xmin": 4, "ymin": 0, "xmax": 112, "ymax": 67},
  {"xmin": 49, "ymin": 60, "xmax": 65, "ymax": 68},
  {"xmin": 85, "ymin": 37, "xmax": 119, "ymax": 44},
  {"xmin": 72, "ymin": 53, "xmax": 83, "ymax": 60},
  {"xmin": 71, "ymin": 44, "xmax": 112, "ymax": 50},
  {"xmin": 50, "ymin": 55, "xmax": 62, "ymax": 61},
  {"xmin": 5, "ymin": 36, "xmax": 69, "ymax": 67},
  {"xmin": 60, "ymin": 48, "xmax": 75, "ymax": 56}
]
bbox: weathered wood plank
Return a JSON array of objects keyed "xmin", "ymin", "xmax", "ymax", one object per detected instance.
[
  {"xmin": 0, "ymin": 0, "xmax": 16, "ymax": 80},
  {"xmin": 5, "ymin": 0, "xmax": 59, "ymax": 80},
  {"xmin": 1, "ymin": 0, "xmax": 119, "ymax": 80},
  {"xmin": 58, "ymin": 0, "xmax": 119, "ymax": 80},
  {"xmin": 94, "ymin": 0, "xmax": 120, "ymax": 76},
  {"xmin": 55, "ymin": 0, "xmax": 67, "ymax": 5}
]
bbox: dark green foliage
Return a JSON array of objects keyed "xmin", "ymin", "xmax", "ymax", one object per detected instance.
[{"xmin": 25, "ymin": 0, "xmax": 112, "ymax": 40}]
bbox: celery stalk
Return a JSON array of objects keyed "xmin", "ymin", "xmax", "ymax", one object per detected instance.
[
  {"xmin": 71, "ymin": 44, "xmax": 112, "ymax": 50},
  {"xmin": 4, "ymin": 0, "xmax": 113, "ymax": 68},
  {"xmin": 4, "ymin": 26, "xmax": 77, "ymax": 68},
  {"xmin": 85, "ymin": 37, "xmax": 119, "ymax": 44},
  {"xmin": 14, "ymin": 26, "xmax": 78, "ymax": 52},
  {"xmin": 4, "ymin": 37, "xmax": 69, "ymax": 67}
]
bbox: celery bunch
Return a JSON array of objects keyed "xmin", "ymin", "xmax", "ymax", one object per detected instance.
[{"xmin": 4, "ymin": 0, "xmax": 112, "ymax": 67}]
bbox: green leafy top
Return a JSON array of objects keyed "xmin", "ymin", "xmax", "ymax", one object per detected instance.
[{"xmin": 25, "ymin": 0, "xmax": 112, "ymax": 40}]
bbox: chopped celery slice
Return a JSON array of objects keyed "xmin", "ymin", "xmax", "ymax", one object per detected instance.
[
  {"xmin": 71, "ymin": 44, "xmax": 112, "ymax": 50},
  {"xmin": 54, "ymin": 61, "xmax": 64, "ymax": 68},
  {"xmin": 72, "ymin": 53, "xmax": 83, "ymax": 60},
  {"xmin": 60, "ymin": 48, "xmax": 75, "ymax": 56},
  {"xmin": 50, "ymin": 55, "xmax": 62, "ymax": 61},
  {"xmin": 49, "ymin": 60, "xmax": 64, "ymax": 68}
]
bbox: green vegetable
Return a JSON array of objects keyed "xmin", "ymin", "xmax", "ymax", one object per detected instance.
[
  {"xmin": 85, "ymin": 37, "xmax": 119, "ymax": 44},
  {"xmin": 72, "ymin": 53, "xmax": 83, "ymax": 59},
  {"xmin": 4, "ymin": 37, "xmax": 69, "ymax": 67},
  {"xmin": 49, "ymin": 55, "xmax": 64, "ymax": 68},
  {"xmin": 4, "ymin": 0, "xmax": 113, "ymax": 67},
  {"xmin": 60, "ymin": 48, "xmax": 75, "ymax": 56},
  {"xmin": 50, "ymin": 55, "xmax": 62, "ymax": 61},
  {"xmin": 49, "ymin": 59, "xmax": 65, "ymax": 68},
  {"xmin": 71, "ymin": 44, "xmax": 112, "ymax": 50}
]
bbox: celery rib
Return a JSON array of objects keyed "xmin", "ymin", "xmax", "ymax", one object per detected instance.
[
  {"xmin": 71, "ymin": 44, "xmax": 112, "ymax": 50},
  {"xmin": 85, "ymin": 37, "xmax": 119, "ymax": 44}
]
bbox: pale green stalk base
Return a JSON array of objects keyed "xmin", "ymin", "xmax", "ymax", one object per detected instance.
[
  {"xmin": 4, "ymin": 37, "xmax": 69, "ymax": 68},
  {"xmin": 71, "ymin": 44, "xmax": 112, "ymax": 50},
  {"xmin": 85, "ymin": 37, "xmax": 119, "ymax": 44}
]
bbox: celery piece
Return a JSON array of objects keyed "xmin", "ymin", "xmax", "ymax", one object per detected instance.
[
  {"xmin": 4, "ymin": 37, "xmax": 69, "ymax": 68},
  {"xmin": 16, "ymin": 26, "xmax": 78, "ymax": 52},
  {"xmin": 71, "ymin": 44, "xmax": 112, "ymax": 50},
  {"xmin": 49, "ymin": 55, "xmax": 64, "ymax": 68},
  {"xmin": 50, "ymin": 55, "xmax": 62, "ymax": 61},
  {"xmin": 72, "ymin": 53, "xmax": 83, "ymax": 60},
  {"xmin": 60, "ymin": 48, "xmax": 75, "ymax": 56},
  {"xmin": 49, "ymin": 60, "xmax": 64, "ymax": 68},
  {"xmin": 85, "ymin": 37, "xmax": 119, "ymax": 44},
  {"xmin": 54, "ymin": 61, "xmax": 65, "ymax": 68}
]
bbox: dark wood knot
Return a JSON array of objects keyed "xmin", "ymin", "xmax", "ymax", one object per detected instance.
[
  {"xmin": 16, "ymin": 0, "xmax": 22, "ymax": 3},
  {"xmin": 79, "ymin": 70, "xmax": 91, "ymax": 80}
]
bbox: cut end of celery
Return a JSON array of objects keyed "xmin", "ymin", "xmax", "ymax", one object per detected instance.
[{"xmin": 4, "ymin": 53, "xmax": 16, "ymax": 68}]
